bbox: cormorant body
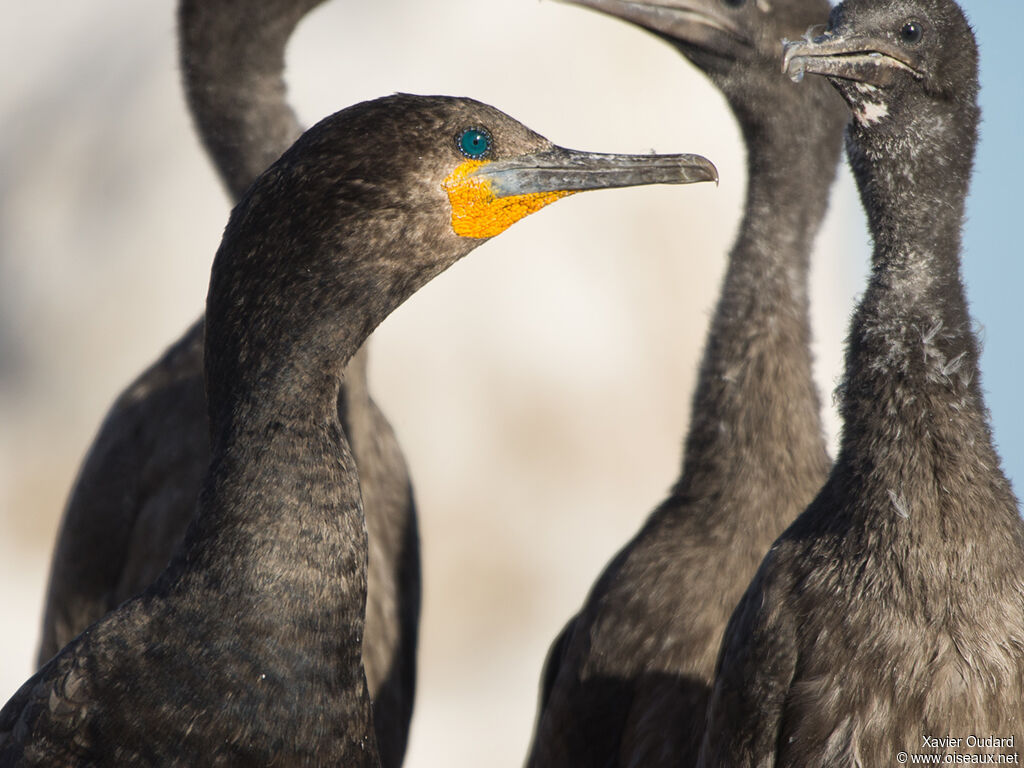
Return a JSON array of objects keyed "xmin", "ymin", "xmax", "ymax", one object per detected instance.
[
  {"xmin": 37, "ymin": 2, "xmax": 421, "ymax": 764},
  {"xmin": 0, "ymin": 93, "xmax": 718, "ymax": 766},
  {"xmin": 699, "ymin": 1, "xmax": 1024, "ymax": 764},
  {"xmin": 527, "ymin": 1, "xmax": 845, "ymax": 765}
]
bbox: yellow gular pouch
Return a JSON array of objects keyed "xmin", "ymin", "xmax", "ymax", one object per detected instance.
[{"xmin": 442, "ymin": 160, "xmax": 575, "ymax": 239}]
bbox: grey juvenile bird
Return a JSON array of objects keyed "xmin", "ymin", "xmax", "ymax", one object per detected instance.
[{"xmin": 700, "ymin": 1, "xmax": 1024, "ymax": 764}]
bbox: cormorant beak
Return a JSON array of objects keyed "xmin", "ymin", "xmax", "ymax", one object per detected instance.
[
  {"xmin": 782, "ymin": 32, "xmax": 924, "ymax": 88},
  {"xmin": 560, "ymin": 0, "xmax": 752, "ymax": 52},
  {"xmin": 442, "ymin": 146, "xmax": 717, "ymax": 239},
  {"xmin": 475, "ymin": 146, "xmax": 719, "ymax": 197}
]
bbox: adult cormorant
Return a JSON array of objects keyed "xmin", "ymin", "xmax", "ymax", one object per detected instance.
[
  {"xmin": 698, "ymin": 1, "xmax": 1024, "ymax": 764},
  {"xmin": 38, "ymin": 2, "xmax": 422, "ymax": 764},
  {"xmin": 527, "ymin": 1, "xmax": 845, "ymax": 765},
  {"xmin": 0, "ymin": 93, "xmax": 718, "ymax": 766}
]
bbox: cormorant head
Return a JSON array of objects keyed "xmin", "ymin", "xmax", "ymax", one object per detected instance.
[
  {"xmin": 283, "ymin": 93, "xmax": 713, "ymax": 234},
  {"xmin": 224, "ymin": 93, "xmax": 717, "ymax": 276},
  {"xmin": 782, "ymin": 0, "xmax": 979, "ymax": 152},
  {"xmin": 565, "ymin": 0, "xmax": 830, "ymax": 71},
  {"xmin": 208, "ymin": 94, "xmax": 718, "ymax": 370},
  {"xmin": 560, "ymin": 0, "xmax": 843, "ymax": 143}
]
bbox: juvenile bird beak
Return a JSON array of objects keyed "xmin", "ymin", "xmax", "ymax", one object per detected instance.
[
  {"xmin": 475, "ymin": 146, "xmax": 719, "ymax": 197},
  {"xmin": 782, "ymin": 32, "xmax": 924, "ymax": 87},
  {"xmin": 560, "ymin": 0, "xmax": 752, "ymax": 50}
]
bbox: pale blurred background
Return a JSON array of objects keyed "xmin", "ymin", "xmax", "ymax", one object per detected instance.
[{"xmin": 0, "ymin": 1, "xmax": 1018, "ymax": 765}]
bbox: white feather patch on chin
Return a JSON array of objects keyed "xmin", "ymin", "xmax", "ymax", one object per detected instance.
[{"xmin": 852, "ymin": 96, "xmax": 890, "ymax": 126}]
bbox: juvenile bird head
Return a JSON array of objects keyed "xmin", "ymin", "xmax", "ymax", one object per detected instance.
[{"xmin": 782, "ymin": 0, "xmax": 978, "ymax": 141}]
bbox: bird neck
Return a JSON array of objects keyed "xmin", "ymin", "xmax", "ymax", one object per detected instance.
[
  {"xmin": 178, "ymin": 0, "xmax": 319, "ymax": 200},
  {"xmin": 833, "ymin": 125, "xmax": 1017, "ymax": 538},
  {"xmin": 168, "ymin": 400, "xmax": 375, "ymax": 760},
  {"xmin": 842, "ymin": 125, "xmax": 978, "ymax": 425},
  {"xmin": 191, "ymin": 392, "xmax": 364, "ymax": 584},
  {"xmin": 674, "ymin": 112, "xmax": 841, "ymax": 510},
  {"xmin": 177, "ymin": 209, "xmax": 393, "ymax": 648},
  {"xmin": 201, "ymin": 251, "xmax": 380, "ymax": 457},
  {"xmin": 164, "ymin": 311, "xmax": 373, "ymax": 724},
  {"xmin": 194, "ymin": 304, "xmax": 366, "ymax": 592},
  {"xmin": 733, "ymin": 123, "xmax": 838, "ymax": 282}
]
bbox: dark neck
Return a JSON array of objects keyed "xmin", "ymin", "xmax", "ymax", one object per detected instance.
[
  {"xmin": 674, "ymin": 97, "xmax": 842, "ymax": 505},
  {"xmin": 188, "ymin": 385, "xmax": 363, "ymax": 596},
  {"xmin": 171, "ymin": 381, "xmax": 376, "ymax": 761},
  {"xmin": 834, "ymin": 122, "xmax": 1017, "ymax": 535},
  {"xmin": 841, "ymin": 124, "xmax": 979, "ymax": 430},
  {"xmin": 178, "ymin": 0, "xmax": 318, "ymax": 200},
  {"xmin": 189, "ymin": 292, "xmax": 367, "ymax": 618},
  {"xmin": 731, "ymin": 123, "xmax": 835, "ymax": 288},
  {"xmin": 204, "ymin": 306, "xmax": 363, "ymax": 448},
  {"xmin": 170, "ymin": 209, "xmax": 389, "ymax": 690},
  {"xmin": 149, "ymin": 282, "xmax": 376, "ymax": 767}
]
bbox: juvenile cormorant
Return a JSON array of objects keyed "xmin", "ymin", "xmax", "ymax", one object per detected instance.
[
  {"xmin": 698, "ymin": 1, "xmax": 1024, "ymax": 764},
  {"xmin": 0, "ymin": 93, "xmax": 718, "ymax": 766},
  {"xmin": 527, "ymin": 1, "xmax": 845, "ymax": 765},
  {"xmin": 37, "ymin": 2, "xmax": 422, "ymax": 764}
]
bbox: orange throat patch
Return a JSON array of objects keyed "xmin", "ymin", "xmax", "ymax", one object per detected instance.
[{"xmin": 442, "ymin": 160, "xmax": 575, "ymax": 239}]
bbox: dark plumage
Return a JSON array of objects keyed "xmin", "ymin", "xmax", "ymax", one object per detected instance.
[
  {"xmin": 527, "ymin": 1, "xmax": 845, "ymax": 765},
  {"xmin": 37, "ymin": 2, "xmax": 421, "ymax": 765},
  {"xmin": 1, "ymin": 93, "xmax": 717, "ymax": 766},
  {"xmin": 181, "ymin": 0, "xmax": 321, "ymax": 201},
  {"xmin": 699, "ymin": 1, "xmax": 1024, "ymax": 764}
]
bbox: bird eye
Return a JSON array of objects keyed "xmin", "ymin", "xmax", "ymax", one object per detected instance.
[
  {"xmin": 457, "ymin": 128, "xmax": 492, "ymax": 159},
  {"xmin": 899, "ymin": 20, "xmax": 924, "ymax": 45},
  {"xmin": 721, "ymin": 0, "xmax": 746, "ymax": 7}
]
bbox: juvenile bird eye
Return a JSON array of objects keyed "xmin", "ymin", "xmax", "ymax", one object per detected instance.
[
  {"xmin": 457, "ymin": 128, "xmax": 492, "ymax": 159},
  {"xmin": 899, "ymin": 20, "xmax": 924, "ymax": 45}
]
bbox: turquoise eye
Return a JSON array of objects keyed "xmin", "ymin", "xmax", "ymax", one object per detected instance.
[{"xmin": 458, "ymin": 128, "xmax": 492, "ymax": 159}]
